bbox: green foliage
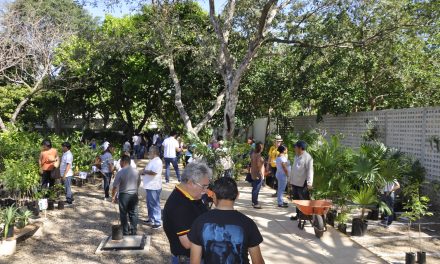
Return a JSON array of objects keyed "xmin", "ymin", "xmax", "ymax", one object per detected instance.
[
  {"xmin": 335, "ymin": 211, "xmax": 350, "ymax": 225},
  {"xmin": 16, "ymin": 209, "xmax": 32, "ymax": 228},
  {"xmin": 184, "ymin": 133, "xmax": 250, "ymax": 180},
  {"xmin": 2, "ymin": 205, "xmax": 17, "ymax": 238},
  {"xmin": 0, "ymin": 159, "xmax": 40, "ymax": 199},
  {"xmin": 352, "ymin": 187, "xmax": 378, "ymax": 220}
]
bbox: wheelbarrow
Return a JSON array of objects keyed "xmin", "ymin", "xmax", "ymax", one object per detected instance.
[{"xmin": 292, "ymin": 200, "xmax": 332, "ymax": 238}]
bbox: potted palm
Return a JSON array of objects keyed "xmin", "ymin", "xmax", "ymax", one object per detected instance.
[
  {"xmin": 351, "ymin": 187, "xmax": 377, "ymax": 236},
  {"xmin": 0, "ymin": 207, "xmax": 17, "ymax": 256}
]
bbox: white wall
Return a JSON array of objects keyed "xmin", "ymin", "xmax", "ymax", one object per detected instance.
[{"xmin": 288, "ymin": 107, "xmax": 440, "ymax": 183}]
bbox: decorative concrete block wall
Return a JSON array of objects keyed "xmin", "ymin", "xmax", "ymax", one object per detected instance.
[{"xmin": 287, "ymin": 107, "xmax": 440, "ymax": 183}]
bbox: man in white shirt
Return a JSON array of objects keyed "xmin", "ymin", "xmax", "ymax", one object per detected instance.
[
  {"xmin": 380, "ymin": 179, "xmax": 400, "ymax": 227},
  {"xmin": 102, "ymin": 139, "xmax": 110, "ymax": 151},
  {"xmin": 162, "ymin": 132, "xmax": 182, "ymax": 183},
  {"xmin": 60, "ymin": 142, "xmax": 74, "ymax": 204},
  {"xmin": 142, "ymin": 147, "xmax": 163, "ymax": 229},
  {"xmin": 289, "ymin": 140, "xmax": 314, "ymax": 221},
  {"xmin": 153, "ymin": 133, "xmax": 159, "ymax": 145},
  {"xmin": 133, "ymin": 134, "xmax": 141, "ymax": 158}
]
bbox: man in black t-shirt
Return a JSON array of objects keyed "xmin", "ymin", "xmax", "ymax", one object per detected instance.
[
  {"xmin": 188, "ymin": 177, "xmax": 265, "ymax": 264},
  {"xmin": 163, "ymin": 162, "xmax": 212, "ymax": 264}
]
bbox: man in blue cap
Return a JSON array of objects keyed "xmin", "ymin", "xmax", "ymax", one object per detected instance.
[{"xmin": 289, "ymin": 140, "xmax": 314, "ymax": 221}]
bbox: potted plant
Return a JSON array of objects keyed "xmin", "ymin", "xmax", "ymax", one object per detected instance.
[
  {"xmin": 47, "ymin": 189, "xmax": 57, "ymax": 211},
  {"xmin": 2, "ymin": 205, "xmax": 17, "ymax": 238},
  {"xmin": 402, "ymin": 185, "xmax": 432, "ymax": 264},
  {"xmin": 335, "ymin": 211, "xmax": 350, "ymax": 234},
  {"xmin": 16, "ymin": 209, "xmax": 33, "ymax": 229},
  {"xmin": 351, "ymin": 187, "xmax": 377, "ymax": 236}
]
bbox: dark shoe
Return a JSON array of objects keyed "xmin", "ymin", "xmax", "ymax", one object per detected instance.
[
  {"xmin": 253, "ymin": 204, "xmax": 262, "ymax": 209},
  {"xmin": 152, "ymin": 224, "xmax": 162, "ymax": 230},
  {"xmin": 290, "ymin": 215, "xmax": 298, "ymax": 221},
  {"xmin": 271, "ymin": 193, "xmax": 277, "ymax": 197},
  {"xmin": 278, "ymin": 204, "xmax": 288, "ymax": 208},
  {"xmin": 143, "ymin": 220, "xmax": 153, "ymax": 225}
]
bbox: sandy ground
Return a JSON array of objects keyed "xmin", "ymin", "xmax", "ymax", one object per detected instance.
[
  {"xmin": 349, "ymin": 216, "xmax": 440, "ymax": 264},
  {"xmin": 1, "ymin": 182, "xmax": 171, "ymax": 264}
]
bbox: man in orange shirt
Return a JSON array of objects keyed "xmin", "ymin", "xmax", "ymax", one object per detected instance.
[{"xmin": 39, "ymin": 139, "xmax": 59, "ymax": 188}]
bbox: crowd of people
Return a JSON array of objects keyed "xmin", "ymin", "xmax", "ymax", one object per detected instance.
[{"xmin": 37, "ymin": 131, "xmax": 400, "ymax": 263}]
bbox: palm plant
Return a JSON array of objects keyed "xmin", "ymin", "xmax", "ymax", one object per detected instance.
[
  {"xmin": 352, "ymin": 187, "xmax": 378, "ymax": 220},
  {"xmin": 353, "ymin": 154, "xmax": 380, "ymax": 187}
]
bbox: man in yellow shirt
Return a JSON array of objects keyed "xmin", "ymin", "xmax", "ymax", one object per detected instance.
[{"xmin": 268, "ymin": 135, "xmax": 283, "ymax": 197}]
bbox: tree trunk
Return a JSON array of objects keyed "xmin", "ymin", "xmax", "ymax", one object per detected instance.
[{"xmin": 0, "ymin": 116, "xmax": 7, "ymax": 132}]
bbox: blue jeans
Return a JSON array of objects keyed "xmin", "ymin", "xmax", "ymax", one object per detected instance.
[
  {"xmin": 119, "ymin": 192, "xmax": 139, "ymax": 235},
  {"xmin": 146, "ymin": 189, "xmax": 162, "ymax": 225},
  {"xmin": 103, "ymin": 172, "xmax": 112, "ymax": 198},
  {"xmin": 164, "ymin": 157, "xmax": 180, "ymax": 182},
  {"xmin": 251, "ymin": 178, "xmax": 263, "ymax": 205},
  {"xmin": 276, "ymin": 174, "xmax": 287, "ymax": 205},
  {"xmin": 64, "ymin": 176, "xmax": 73, "ymax": 200},
  {"xmin": 171, "ymin": 256, "xmax": 190, "ymax": 264},
  {"xmin": 382, "ymin": 192, "xmax": 395, "ymax": 225},
  {"xmin": 134, "ymin": 145, "xmax": 140, "ymax": 158}
]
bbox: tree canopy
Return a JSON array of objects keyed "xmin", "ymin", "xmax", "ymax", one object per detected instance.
[{"xmin": 0, "ymin": 0, "xmax": 438, "ymax": 138}]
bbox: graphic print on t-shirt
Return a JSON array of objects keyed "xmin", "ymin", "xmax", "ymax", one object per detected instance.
[{"xmin": 202, "ymin": 223, "xmax": 244, "ymax": 264}]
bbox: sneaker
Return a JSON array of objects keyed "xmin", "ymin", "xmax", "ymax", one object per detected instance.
[
  {"xmin": 152, "ymin": 224, "xmax": 162, "ymax": 230},
  {"xmin": 290, "ymin": 215, "xmax": 298, "ymax": 221},
  {"xmin": 143, "ymin": 220, "xmax": 153, "ymax": 225},
  {"xmin": 278, "ymin": 204, "xmax": 288, "ymax": 208},
  {"xmin": 253, "ymin": 204, "xmax": 262, "ymax": 209}
]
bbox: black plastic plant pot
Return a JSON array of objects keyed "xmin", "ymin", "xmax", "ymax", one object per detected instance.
[
  {"xmin": 58, "ymin": 200, "xmax": 65, "ymax": 210},
  {"xmin": 47, "ymin": 200, "xmax": 55, "ymax": 210},
  {"xmin": 351, "ymin": 218, "xmax": 368, "ymax": 236},
  {"xmin": 369, "ymin": 209, "xmax": 379, "ymax": 220},
  {"xmin": 32, "ymin": 205, "xmax": 40, "ymax": 216},
  {"xmin": 327, "ymin": 210, "xmax": 336, "ymax": 227},
  {"xmin": 405, "ymin": 252, "xmax": 416, "ymax": 264},
  {"xmin": 417, "ymin": 251, "xmax": 426, "ymax": 264},
  {"xmin": 6, "ymin": 224, "xmax": 14, "ymax": 238},
  {"xmin": 337, "ymin": 223, "xmax": 347, "ymax": 234},
  {"xmin": 112, "ymin": 225, "xmax": 123, "ymax": 240}
]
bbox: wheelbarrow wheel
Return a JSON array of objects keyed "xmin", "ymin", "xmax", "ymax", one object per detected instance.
[{"xmin": 313, "ymin": 215, "xmax": 325, "ymax": 238}]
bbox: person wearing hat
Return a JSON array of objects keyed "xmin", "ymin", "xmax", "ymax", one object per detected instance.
[
  {"xmin": 60, "ymin": 142, "xmax": 74, "ymax": 204},
  {"xmin": 268, "ymin": 135, "xmax": 283, "ymax": 196},
  {"xmin": 289, "ymin": 140, "xmax": 314, "ymax": 221}
]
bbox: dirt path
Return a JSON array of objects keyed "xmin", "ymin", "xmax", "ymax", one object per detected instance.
[{"xmin": 2, "ymin": 180, "xmax": 171, "ymax": 264}]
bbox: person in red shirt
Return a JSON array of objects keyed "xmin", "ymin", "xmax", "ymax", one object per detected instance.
[{"xmin": 39, "ymin": 139, "xmax": 59, "ymax": 188}]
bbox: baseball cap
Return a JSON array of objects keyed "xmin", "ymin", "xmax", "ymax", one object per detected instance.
[{"xmin": 294, "ymin": 140, "xmax": 307, "ymax": 150}]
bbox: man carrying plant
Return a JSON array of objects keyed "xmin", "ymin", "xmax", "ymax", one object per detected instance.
[
  {"xmin": 60, "ymin": 142, "xmax": 74, "ymax": 204},
  {"xmin": 289, "ymin": 140, "xmax": 314, "ymax": 221},
  {"xmin": 380, "ymin": 179, "xmax": 400, "ymax": 227},
  {"xmin": 112, "ymin": 155, "xmax": 140, "ymax": 236}
]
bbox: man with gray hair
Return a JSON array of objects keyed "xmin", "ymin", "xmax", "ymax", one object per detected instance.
[{"xmin": 163, "ymin": 162, "xmax": 212, "ymax": 264}]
